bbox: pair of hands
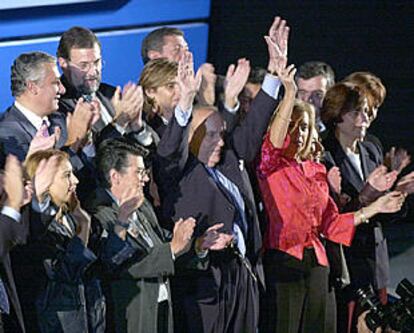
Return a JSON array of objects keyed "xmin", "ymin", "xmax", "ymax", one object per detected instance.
[
  {"xmin": 198, "ymin": 58, "xmax": 252, "ymax": 110},
  {"xmin": 264, "ymin": 17, "xmax": 297, "ymax": 95}
]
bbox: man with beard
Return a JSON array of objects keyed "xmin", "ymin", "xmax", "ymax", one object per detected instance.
[{"xmin": 57, "ymin": 26, "xmax": 153, "ymax": 150}]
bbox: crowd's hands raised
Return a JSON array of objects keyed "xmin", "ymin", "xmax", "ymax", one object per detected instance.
[
  {"xmin": 126, "ymin": 86, "xmax": 145, "ymax": 132},
  {"xmin": 112, "ymin": 82, "xmax": 143, "ymax": 128},
  {"xmin": 196, "ymin": 223, "xmax": 234, "ymax": 252},
  {"xmin": 27, "ymin": 125, "xmax": 61, "ymax": 158},
  {"xmin": 224, "ymin": 58, "xmax": 251, "ymax": 109},
  {"xmin": 66, "ymin": 97, "xmax": 100, "ymax": 151},
  {"xmin": 265, "ymin": 16, "xmax": 289, "ymax": 75},
  {"xmin": 71, "ymin": 193, "xmax": 91, "ymax": 245},
  {"xmin": 327, "ymin": 166, "xmax": 342, "ymax": 196},
  {"xmin": 170, "ymin": 217, "xmax": 196, "ymax": 256},
  {"xmin": 178, "ymin": 51, "xmax": 202, "ymax": 112},
  {"xmin": 384, "ymin": 147, "xmax": 411, "ymax": 175},
  {"xmin": 367, "ymin": 165, "xmax": 398, "ymax": 192},
  {"xmin": 2, "ymin": 155, "xmax": 25, "ymax": 211},
  {"xmin": 395, "ymin": 171, "xmax": 414, "ymax": 195},
  {"xmin": 197, "ymin": 63, "xmax": 217, "ymax": 106},
  {"xmin": 32, "ymin": 156, "xmax": 60, "ymax": 203},
  {"xmin": 276, "ymin": 63, "xmax": 297, "ymax": 95}
]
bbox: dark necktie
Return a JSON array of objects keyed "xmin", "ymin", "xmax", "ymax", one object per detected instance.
[{"xmin": 0, "ymin": 277, "xmax": 9, "ymax": 314}]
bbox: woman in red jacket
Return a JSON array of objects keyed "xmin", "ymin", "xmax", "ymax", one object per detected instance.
[{"xmin": 256, "ymin": 63, "xmax": 405, "ymax": 333}]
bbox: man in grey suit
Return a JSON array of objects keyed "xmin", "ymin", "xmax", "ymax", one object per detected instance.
[{"xmin": 85, "ymin": 138, "xmax": 195, "ymax": 333}]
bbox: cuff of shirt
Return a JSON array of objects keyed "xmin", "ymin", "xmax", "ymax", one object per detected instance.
[
  {"xmin": 174, "ymin": 105, "xmax": 192, "ymax": 127},
  {"xmin": 223, "ymin": 100, "xmax": 240, "ymax": 114},
  {"xmin": 261, "ymin": 74, "xmax": 282, "ymax": 99},
  {"xmin": 32, "ymin": 195, "xmax": 56, "ymax": 215},
  {"xmin": 1, "ymin": 206, "xmax": 21, "ymax": 222}
]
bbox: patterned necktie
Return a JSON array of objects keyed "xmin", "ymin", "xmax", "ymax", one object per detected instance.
[
  {"xmin": 0, "ymin": 276, "xmax": 10, "ymax": 314},
  {"xmin": 41, "ymin": 119, "xmax": 50, "ymax": 137}
]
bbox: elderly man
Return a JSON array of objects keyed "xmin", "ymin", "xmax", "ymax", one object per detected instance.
[
  {"xmin": 85, "ymin": 138, "xmax": 195, "ymax": 333},
  {"xmin": 153, "ymin": 17, "xmax": 287, "ymax": 333},
  {"xmin": 0, "ymin": 52, "xmax": 68, "ymax": 161}
]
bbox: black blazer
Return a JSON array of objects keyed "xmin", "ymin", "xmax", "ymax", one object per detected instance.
[
  {"xmin": 323, "ymin": 133, "xmax": 389, "ymax": 290},
  {"xmin": 154, "ymin": 89, "xmax": 279, "ymax": 286},
  {"xmin": 0, "ymin": 210, "xmax": 29, "ymax": 333},
  {"xmin": 0, "ymin": 105, "xmax": 67, "ymax": 161},
  {"xmin": 85, "ymin": 188, "xmax": 175, "ymax": 333}
]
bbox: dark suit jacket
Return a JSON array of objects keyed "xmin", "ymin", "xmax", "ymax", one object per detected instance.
[
  {"xmin": 0, "ymin": 105, "xmax": 67, "ymax": 161},
  {"xmin": 323, "ymin": 134, "xmax": 390, "ymax": 290},
  {"xmin": 154, "ymin": 89, "xmax": 279, "ymax": 287},
  {"xmin": 0, "ymin": 210, "xmax": 29, "ymax": 333},
  {"xmin": 85, "ymin": 188, "xmax": 174, "ymax": 333}
]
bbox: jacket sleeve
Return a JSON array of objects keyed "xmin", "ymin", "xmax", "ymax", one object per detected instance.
[{"xmin": 228, "ymin": 89, "xmax": 279, "ymax": 163}]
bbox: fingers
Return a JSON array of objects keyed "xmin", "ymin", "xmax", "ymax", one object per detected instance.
[
  {"xmin": 206, "ymin": 223, "xmax": 224, "ymax": 232},
  {"xmin": 225, "ymin": 64, "xmax": 236, "ymax": 80}
]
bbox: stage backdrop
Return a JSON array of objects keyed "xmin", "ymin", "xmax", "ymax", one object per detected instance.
[{"xmin": 0, "ymin": 0, "xmax": 210, "ymax": 111}]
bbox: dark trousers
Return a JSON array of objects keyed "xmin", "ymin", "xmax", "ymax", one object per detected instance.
[
  {"xmin": 157, "ymin": 301, "xmax": 169, "ymax": 333},
  {"xmin": 261, "ymin": 248, "xmax": 336, "ymax": 333}
]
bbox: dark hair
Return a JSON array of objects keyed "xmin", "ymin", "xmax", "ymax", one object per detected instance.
[
  {"xmin": 343, "ymin": 71, "xmax": 386, "ymax": 110},
  {"xmin": 247, "ymin": 67, "xmax": 267, "ymax": 84},
  {"xmin": 57, "ymin": 26, "xmax": 101, "ymax": 60},
  {"xmin": 296, "ymin": 61, "xmax": 335, "ymax": 88},
  {"xmin": 96, "ymin": 138, "xmax": 148, "ymax": 188},
  {"xmin": 321, "ymin": 82, "xmax": 366, "ymax": 129},
  {"xmin": 11, "ymin": 51, "xmax": 56, "ymax": 97},
  {"xmin": 141, "ymin": 27, "xmax": 184, "ymax": 64}
]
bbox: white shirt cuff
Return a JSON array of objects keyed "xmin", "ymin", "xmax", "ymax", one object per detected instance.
[
  {"xmin": 261, "ymin": 74, "xmax": 282, "ymax": 99},
  {"xmin": 223, "ymin": 100, "xmax": 240, "ymax": 114},
  {"xmin": 1, "ymin": 206, "xmax": 21, "ymax": 222},
  {"xmin": 174, "ymin": 105, "xmax": 192, "ymax": 127}
]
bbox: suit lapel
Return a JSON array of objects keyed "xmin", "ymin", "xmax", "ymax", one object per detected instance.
[
  {"xmin": 10, "ymin": 106, "xmax": 37, "ymax": 139},
  {"xmin": 358, "ymin": 141, "xmax": 377, "ymax": 180}
]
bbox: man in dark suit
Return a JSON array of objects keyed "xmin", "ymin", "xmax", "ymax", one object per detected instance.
[
  {"xmin": 153, "ymin": 17, "xmax": 287, "ymax": 332},
  {"xmin": 85, "ymin": 138, "xmax": 195, "ymax": 333},
  {"xmin": 0, "ymin": 52, "xmax": 68, "ymax": 162},
  {"xmin": 0, "ymin": 155, "xmax": 29, "ymax": 333},
  {"xmin": 57, "ymin": 26, "xmax": 156, "ymax": 149}
]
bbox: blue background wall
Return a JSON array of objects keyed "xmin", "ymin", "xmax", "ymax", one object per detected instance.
[{"xmin": 0, "ymin": 0, "xmax": 210, "ymax": 110}]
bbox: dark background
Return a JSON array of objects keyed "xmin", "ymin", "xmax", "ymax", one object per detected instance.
[
  {"xmin": 208, "ymin": 0, "xmax": 413, "ymax": 154},
  {"xmin": 208, "ymin": 0, "xmax": 414, "ymax": 283}
]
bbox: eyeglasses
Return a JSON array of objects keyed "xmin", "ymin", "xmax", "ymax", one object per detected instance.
[
  {"xmin": 136, "ymin": 168, "xmax": 150, "ymax": 177},
  {"xmin": 67, "ymin": 58, "xmax": 105, "ymax": 72}
]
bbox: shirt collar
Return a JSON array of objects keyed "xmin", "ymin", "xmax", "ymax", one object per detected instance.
[{"xmin": 14, "ymin": 101, "xmax": 50, "ymax": 130}]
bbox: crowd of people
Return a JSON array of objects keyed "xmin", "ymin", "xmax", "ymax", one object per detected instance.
[{"xmin": 0, "ymin": 15, "xmax": 413, "ymax": 333}]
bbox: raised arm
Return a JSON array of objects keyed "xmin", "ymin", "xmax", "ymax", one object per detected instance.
[{"xmin": 268, "ymin": 64, "xmax": 297, "ymax": 148}]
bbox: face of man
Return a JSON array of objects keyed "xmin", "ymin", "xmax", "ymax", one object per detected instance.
[
  {"xmin": 34, "ymin": 62, "xmax": 66, "ymax": 115},
  {"xmin": 115, "ymin": 154, "xmax": 149, "ymax": 196},
  {"xmin": 296, "ymin": 75, "xmax": 329, "ymax": 111},
  {"xmin": 59, "ymin": 43, "xmax": 102, "ymax": 94},
  {"xmin": 197, "ymin": 112, "xmax": 225, "ymax": 167},
  {"xmin": 157, "ymin": 35, "xmax": 188, "ymax": 63}
]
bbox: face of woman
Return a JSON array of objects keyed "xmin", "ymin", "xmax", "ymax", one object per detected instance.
[
  {"xmin": 336, "ymin": 98, "xmax": 369, "ymax": 141},
  {"xmin": 288, "ymin": 111, "xmax": 310, "ymax": 157},
  {"xmin": 49, "ymin": 160, "xmax": 79, "ymax": 207},
  {"xmin": 148, "ymin": 76, "xmax": 181, "ymax": 119}
]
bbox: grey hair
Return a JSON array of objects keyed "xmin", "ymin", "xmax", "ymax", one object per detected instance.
[{"xmin": 11, "ymin": 51, "xmax": 56, "ymax": 97}]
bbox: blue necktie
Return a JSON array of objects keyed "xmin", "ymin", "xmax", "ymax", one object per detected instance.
[{"xmin": 0, "ymin": 277, "xmax": 10, "ymax": 314}]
